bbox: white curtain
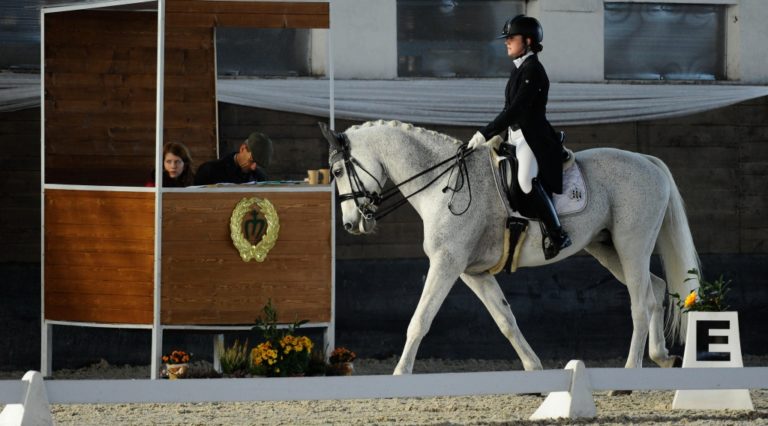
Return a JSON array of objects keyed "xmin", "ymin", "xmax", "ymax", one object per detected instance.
[
  {"xmin": 217, "ymin": 79, "xmax": 768, "ymax": 126},
  {"xmin": 0, "ymin": 73, "xmax": 40, "ymax": 112},
  {"xmin": 3, "ymin": 73, "xmax": 768, "ymax": 126}
]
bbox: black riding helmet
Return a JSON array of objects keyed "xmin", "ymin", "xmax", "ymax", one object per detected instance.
[{"xmin": 497, "ymin": 14, "xmax": 543, "ymax": 43}]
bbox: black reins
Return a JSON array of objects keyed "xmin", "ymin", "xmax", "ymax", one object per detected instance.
[{"xmin": 333, "ymin": 132, "xmax": 476, "ymax": 221}]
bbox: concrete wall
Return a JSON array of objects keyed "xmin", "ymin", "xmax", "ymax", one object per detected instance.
[
  {"xmin": 329, "ymin": 0, "xmax": 397, "ymax": 79},
  {"xmin": 321, "ymin": 0, "xmax": 768, "ymax": 84},
  {"xmin": 529, "ymin": 0, "xmax": 604, "ymax": 83}
]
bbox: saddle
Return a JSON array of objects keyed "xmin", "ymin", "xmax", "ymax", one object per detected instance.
[{"xmin": 487, "ymin": 133, "xmax": 587, "ymax": 274}]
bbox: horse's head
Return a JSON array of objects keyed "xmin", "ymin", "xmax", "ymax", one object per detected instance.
[{"xmin": 319, "ymin": 122, "xmax": 386, "ymax": 235}]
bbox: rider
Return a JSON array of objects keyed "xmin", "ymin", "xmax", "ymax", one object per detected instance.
[{"xmin": 466, "ymin": 14, "xmax": 571, "ymax": 260}]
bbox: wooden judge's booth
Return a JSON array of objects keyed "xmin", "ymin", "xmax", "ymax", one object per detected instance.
[{"xmin": 41, "ymin": 0, "xmax": 333, "ymax": 378}]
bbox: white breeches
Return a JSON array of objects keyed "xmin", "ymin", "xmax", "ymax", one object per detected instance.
[{"xmin": 508, "ymin": 128, "xmax": 538, "ymax": 194}]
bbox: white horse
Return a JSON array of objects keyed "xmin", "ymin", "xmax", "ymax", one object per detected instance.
[{"xmin": 321, "ymin": 120, "xmax": 700, "ymax": 375}]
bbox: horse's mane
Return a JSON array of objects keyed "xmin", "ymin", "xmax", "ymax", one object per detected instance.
[{"xmin": 347, "ymin": 119, "xmax": 461, "ymax": 146}]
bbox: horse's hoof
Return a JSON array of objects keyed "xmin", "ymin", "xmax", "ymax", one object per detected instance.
[
  {"xmin": 672, "ymin": 355, "xmax": 683, "ymax": 368},
  {"xmin": 609, "ymin": 389, "xmax": 632, "ymax": 396}
]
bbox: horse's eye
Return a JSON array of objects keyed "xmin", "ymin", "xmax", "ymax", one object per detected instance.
[{"xmin": 333, "ymin": 168, "xmax": 343, "ymax": 178}]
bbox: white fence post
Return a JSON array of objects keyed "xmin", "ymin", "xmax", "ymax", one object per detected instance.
[
  {"xmin": 530, "ymin": 360, "xmax": 596, "ymax": 420},
  {"xmin": 0, "ymin": 371, "xmax": 53, "ymax": 426},
  {"xmin": 673, "ymin": 311, "xmax": 754, "ymax": 410}
]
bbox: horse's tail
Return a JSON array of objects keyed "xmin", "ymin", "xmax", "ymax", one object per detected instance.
[{"xmin": 644, "ymin": 154, "xmax": 701, "ymax": 344}]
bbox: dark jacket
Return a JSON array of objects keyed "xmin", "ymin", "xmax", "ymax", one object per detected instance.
[
  {"xmin": 145, "ymin": 170, "xmax": 191, "ymax": 187},
  {"xmin": 193, "ymin": 152, "xmax": 268, "ymax": 185},
  {"xmin": 479, "ymin": 54, "xmax": 562, "ymax": 194}
]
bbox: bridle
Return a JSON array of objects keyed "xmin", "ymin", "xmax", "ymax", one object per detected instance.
[
  {"xmin": 327, "ymin": 128, "xmax": 476, "ymax": 222},
  {"xmin": 331, "ymin": 132, "xmax": 383, "ymax": 221}
]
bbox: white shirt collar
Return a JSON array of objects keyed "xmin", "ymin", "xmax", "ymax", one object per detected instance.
[{"xmin": 513, "ymin": 51, "xmax": 533, "ymax": 68}]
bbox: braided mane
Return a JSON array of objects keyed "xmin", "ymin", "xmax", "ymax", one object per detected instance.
[{"xmin": 347, "ymin": 119, "xmax": 461, "ymax": 145}]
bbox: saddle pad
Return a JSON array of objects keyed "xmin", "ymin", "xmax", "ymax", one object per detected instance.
[{"xmin": 553, "ymin": 161, "xmax": 587, "ymax": 216}]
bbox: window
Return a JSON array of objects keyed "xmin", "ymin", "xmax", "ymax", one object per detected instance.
[
  {"xmin": 604, "ymin": 3, "xmax": 726, "ymax": 81},
  {"xmin": 216, "ymin": 28, "xmax": 313, "ymax": 77},
  {"xmin": 397, "ymin": 0, "xmax": 525, "ymax": 77}
]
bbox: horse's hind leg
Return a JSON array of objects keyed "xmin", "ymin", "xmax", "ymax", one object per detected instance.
[
  {"xmin": 460, "ymin": 272, "xmax": 542, "ymax": 371},
  {"xmin": 585, "ymin": 242, "xmax": 678, "ymax": 368},
  {"xmin": 393, "ymin": 256, "xmax": 462, "ymax": 375}
]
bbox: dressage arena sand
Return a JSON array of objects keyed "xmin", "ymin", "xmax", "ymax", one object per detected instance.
[{"xmin": 2, "ymin": 356, "xmax": 767, "ymax": 425}]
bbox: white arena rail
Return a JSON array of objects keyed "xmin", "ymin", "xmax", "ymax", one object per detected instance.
[{"xmin": 2, "ymin": 362, "xmax": 767, "ymax": 424}]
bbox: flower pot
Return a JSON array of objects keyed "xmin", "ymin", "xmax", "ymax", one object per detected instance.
[
  {"xmin": 328, "ymin": 362, "xmax": 354, "ymax": 376},
  {"xmin": 166, "ymin": 363, "xmax": 189, "ymax": 380}
]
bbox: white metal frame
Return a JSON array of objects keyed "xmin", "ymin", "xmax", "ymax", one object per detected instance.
[{"xmin": 39, "ymin": 0, "xmax": 336, "ymax": 379}]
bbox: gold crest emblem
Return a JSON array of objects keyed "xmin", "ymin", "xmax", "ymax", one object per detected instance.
[{"xmin": 230, "ymin": 197, "xmax": 280, "ymax": 262}]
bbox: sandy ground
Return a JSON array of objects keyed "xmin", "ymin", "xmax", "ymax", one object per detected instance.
[{"xmin": 2, "ymin": 357, "xmax": 767, "ymax": 425}]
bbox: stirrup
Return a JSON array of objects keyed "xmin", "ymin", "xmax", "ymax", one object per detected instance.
[{"xmin": 543, "ymin": 229, "xmax": 572, "ymax": 260}]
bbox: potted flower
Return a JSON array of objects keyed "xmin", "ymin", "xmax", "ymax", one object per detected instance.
[
  {"xmin": 671, "ymin": 268, "xmax": 731, "ymax": 313},
  {"xmin": 327, "ymin": 347, "xmax": 356, "ymax": 376},
  {"xmin": 250, "ymin": 334, "xmax": 313, "ymax": 377},
  {"xmin": 250, "ymin": 299, "xmax": 314, "ymax": 377},
  {"xmin": 670, "ymin": 269, "xmax": 753, "ymax": 410},
  {"xmin": 161, "ymin": 349, "xmax": 191, "ymax": 380},
  {"xmin": 216, "ymin": 338, "xmax": 249, "ymax": 377},
  {"xmin": 669, "ymin": 268, "xmax": 738, "ymax": 363},
  {"xmin": 670, "ymin": 269, "xmax": 737, "ymax": 361}
]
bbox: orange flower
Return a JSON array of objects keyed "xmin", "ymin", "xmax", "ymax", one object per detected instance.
[{"xmin": 684, "ymin": 291, "xmax": 697, "ymax": 309}]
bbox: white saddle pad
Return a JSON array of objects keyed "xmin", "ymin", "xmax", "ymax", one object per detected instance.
[{"xmin": 553, "ymin": 161, "xmax": 587, "ymax": 216}]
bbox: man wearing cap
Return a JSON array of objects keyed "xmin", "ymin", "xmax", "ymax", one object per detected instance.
[{"xmin": 194, "ymin": 132, "xmax": 273, "ymax": 185}]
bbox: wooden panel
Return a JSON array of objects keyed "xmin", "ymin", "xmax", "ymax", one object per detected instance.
[
  {"xmin": 164, "ymin": 19, "xmax": 218, "ymax": 169},
  {"xmin": 166, "ymin": 12, "xmax": 329, "ymax": 28},
  {"xmin": 166, "ymin": 1, "xmax": 329, "ymax": 15},
  {"xmin": 44, "ymin": 190, "xmax": 155, "ymax": 324},
  {"xmin": 44, "ymin": 11, "xmax": 159, "ymax": 186},
  {"xmin": 161, "ymin": 191, "xmax": 332, "ymax": 325}
]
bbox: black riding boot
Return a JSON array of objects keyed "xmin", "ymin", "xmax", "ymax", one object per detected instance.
[{"xmin": 530, "ymin": 178, "xmax": 572, "ymax": 260}]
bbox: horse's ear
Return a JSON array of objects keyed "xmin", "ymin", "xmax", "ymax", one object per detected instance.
[
  {"xmin": 318, "ymin": 122, "xmax": 336, "ymax": 144},
  {"xmin": 318, "ymin": 122, "xmax": 343, "ymax": 162}
]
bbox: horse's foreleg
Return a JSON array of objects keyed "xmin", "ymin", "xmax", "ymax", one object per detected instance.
[
  {"xmin": 460, "ymin": 272, "xmax": 542, "ymax": 371},
  {"xmin": 393, "ymin": 258, "xmax": 460, "ymax": 375}
]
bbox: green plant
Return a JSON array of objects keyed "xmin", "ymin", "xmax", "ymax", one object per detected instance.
[
  {"xmin": 252, "ymin": 299, "xmax": 308, "ymax": 341},
  {"xmin": 249, "ymin": 300, "xmax": 313, "ymax": 377},
  {"xmin": 670, "ymin": 268, "xmax": 732, "ymax": 313},
  {"xmin": 216, "ymin": 338, "xmax": 249, "ymax": 375}
]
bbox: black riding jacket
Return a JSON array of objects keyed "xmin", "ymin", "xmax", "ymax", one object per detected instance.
[{"xmin": 479, "ymin": 54, "xmax": 562, "ymax": 194}]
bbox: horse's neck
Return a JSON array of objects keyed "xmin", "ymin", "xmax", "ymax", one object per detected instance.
[
  {"xmin": 366, "ymin": 127, "xmax": 458, "ymax": 214},
  {"xmin": 375, "ymin": 129, "xmax": 456, "ymax": 186}
]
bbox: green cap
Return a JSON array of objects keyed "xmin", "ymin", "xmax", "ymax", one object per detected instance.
[{"xmin": 245, "ymin": 132, "xmax": 273, "ymax": 168}]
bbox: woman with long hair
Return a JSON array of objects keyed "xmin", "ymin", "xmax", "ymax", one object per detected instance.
[{"xmin": 145, "ymin": 141, "xmax": 194, "ymax": 187}]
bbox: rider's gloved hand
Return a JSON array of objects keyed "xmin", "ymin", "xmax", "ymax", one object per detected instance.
[{"xmin": 467, "ymin": 131, "xmax": 487, "ymax": 150}]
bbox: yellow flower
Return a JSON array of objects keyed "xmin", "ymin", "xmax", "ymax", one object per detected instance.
[{"xmin": 684, "ymin": 290, "xmax": 697, "ymax": 309}]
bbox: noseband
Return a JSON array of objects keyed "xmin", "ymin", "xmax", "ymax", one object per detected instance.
[{"xmin": 329, "ymin": 130, "xmax": 477, "ymax": 222}]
